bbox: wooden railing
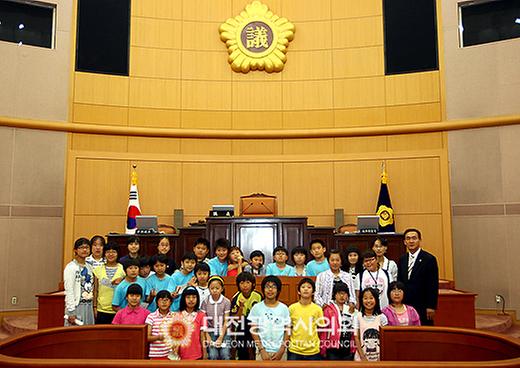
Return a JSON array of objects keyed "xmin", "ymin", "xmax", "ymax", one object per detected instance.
[
  {"xmin": 1, "ymin": 325, "xmax": 519, "ymax": 367},
  {"xmin": 1, "ymin": 114, "xmax": 519, "ymax": 139}
]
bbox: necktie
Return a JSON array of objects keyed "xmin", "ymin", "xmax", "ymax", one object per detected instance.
[{"xmin": 407, "ymin": 254, "xmax": 415, "ymax": 279}]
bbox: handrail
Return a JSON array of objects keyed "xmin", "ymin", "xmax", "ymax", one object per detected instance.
[{"xmin": 1, "ymin": 114, "xmax": 519, "ymax": 139}]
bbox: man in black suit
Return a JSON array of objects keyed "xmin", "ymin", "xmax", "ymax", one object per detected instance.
[{"xmin": 397, "ymin": 228, "xmax": 439, "ymax": 326}]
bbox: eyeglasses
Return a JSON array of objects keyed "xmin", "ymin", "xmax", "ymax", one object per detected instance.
[
  {"xmin": 76, "ymin": 245, "xmax": 90, "ymax": 250},
  {"xmin": 264, "ymin": 284, "xmax": 278, "ymax": 290},
  {"xmin": 405, "ymin": 236, "xmax": 419, "ymax": 241}
]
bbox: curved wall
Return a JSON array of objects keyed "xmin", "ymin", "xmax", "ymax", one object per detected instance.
[{"xmin": 64, "ymin": 0, "xmax": 453, "ymax": 278}]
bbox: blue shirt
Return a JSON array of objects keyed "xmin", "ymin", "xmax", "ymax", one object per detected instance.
[
  {"xmin": 112, "ymin": 276, "xmax": 149, "ymax": 309},
  {"xmin": 248, "ymin": 301, "xmax": 290, "ymax": 353},
  {"xmin": 168, "ymin": 270, "xmax": 195, "ymax": 311},
  {"xmin": 266, "ymin": 263, "xmax": 296, "ymax": 276},
  {"xmin": 146, "ymin": 273, "xmax": 171, "ymax": 312},
  {"xmin": 306, "ymin": 259, "xmax": 330, "ymax": 276},
  {"xmin": 208, "ymin": 256, "xmax": 228, "ymax": 276}
]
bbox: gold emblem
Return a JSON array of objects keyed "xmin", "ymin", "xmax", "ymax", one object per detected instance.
[
  {"xmin": 377, "ymin": 205, "xmax": 394, "ymax": 227},
  {"xmin": 219, "ymin": 1, "xmax": 295, "ymax": 73}
]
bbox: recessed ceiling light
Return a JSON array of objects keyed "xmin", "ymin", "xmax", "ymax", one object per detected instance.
[{"xmin": 18, "ymin": 23, "xmax": 25, "ymax": 30}]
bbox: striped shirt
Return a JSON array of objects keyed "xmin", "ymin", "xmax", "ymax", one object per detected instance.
[{"xmin": 145, "ymin": 310, "xmax": 174, "ymax": 358}]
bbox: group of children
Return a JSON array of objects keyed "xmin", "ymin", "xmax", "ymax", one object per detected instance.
[{"xmin": 64, "ymin": 235, "xmax": 420, "ymax": 361}]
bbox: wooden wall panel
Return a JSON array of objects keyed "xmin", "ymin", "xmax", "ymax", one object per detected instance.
[
  {"xmin": 133, "ymin": 161, "xmax": 182, "ymax": 214},
  {"xmin": 333, "ymin": 77, "xmax": 385, "ymax": 108},
  {"xmin": 130, "ymin": 48, "xmax": 181, "ymax": 79},
  {"xmin": 182, "ymin": 81, "xmax": 232, "ymax": 110},
  {"xmin": 282, "ymin": 110, "xmax": 334, "ymax": 129},
  {"xmin": 283, "ymin": 162, "xmax": 334, "ymax": 215},
  {"xmin": 334, "ymin": 136, "xmax": 387, "ymax": 154},
  {"xmin": 129, "ymin": 78, "xmax": 181, "ymax": 109},
  {"xmin": 127, "ymin": 137, "xmax": 181, "ymax": 154},
  {"xmin": 74, "ymin": 159, "xmax": 129, "ymax": 215},
  {"xmin": 182, "ymin": 162, "xmax": 233, "ymax": 215},
  {"xmin": 231, "ymin": 140, "xmax": 283, "ymax": 155},
  {"xmin": 182, "ymin": 22, "xmax": 225, "ymax": 51},
  {"xmin": 73, "ymin": 104, "xmax": 128, "ymax": 126},
  {"xmin": 387, "ymin": 133, "xmax": 444, "ymax": 151},
  {"xmin": 232, "ymin": 162, "xmax": 283, "ymax": 211},
  {"xmin": 181, "ymin": 51, "xmax": 232, "ymax": 81},
  {"xmin": 74, "ymin": 215, "xmax": 127, "ymax": 240},
  {"xmin": 128, "ymin": 108, "xmax": 181, "ymax": 128},
  {"xmin": 334, "ymin": 160, "xmax": 381, "ymax": 215},
  {"xmin": 334, "ymin": 107, "xmax": 386, "ymax": 127},
  {"xmin": 131, "ymin": 0, "xmax": 182, "ymax": 19},
  {"xmin": 282, "ymin": 80, "xmax": 334, "ymax": 110},
  {"xmin": 74, "ymin": 73, "xmax": 129, "ymax": 106},
  {"xmin": 181, "ymin": 111, "xmax": 232, "ymax": 129},
  {"xmin": 283, "ymin": 138, "xmax": 334, "ymax": 154},
  {"xmin": 386, "ymin": 103, "xmax": 442, "ymax": 125},
  {"xmin": 71, "ymin": 134, "xmax": 128, "ymax": 152},
  {"xmin": 183, "ymin": 0, "xmax": 232, "ymax": 21},
  {"xmin": 331, "ymin": 0, "xmax": 382, "ymax": 19},
  {"xmin": 282, "ymin": 0, "xmax": 331, "ymax": 21},
  {"xmin": 289, "ymin": 21, "xmax": 332, "ymax": 51},
  {"xmin": 385, "ymin": 71, "xmax": 441, "ymax": 106},
  {"xmin": 331, "ymin": 17, "xmax": 383, "ymax": 48},
  {"xmin": 282, "ymin": 50, "xmax": 333, "ymax": 81},
  {"xmin": 307, "ymin": 215, "xmax": 336, "ymax": 227},
  {"xmin": 131, "ymin": 18, "xmax": 182, "ymax": 49},
  {"xmin": 232, "ymin": 82, "xmax": 282, "ymax": 111},
  {"xmin": 180, "ymin": 139, "xmax": 232, "ymax": 154},
  {"xmin": 332, "ymin": 47, "xmax": 384, "ymax": 78},
  {"xmin": 232, "ymin": 111, "xmax": 283, "ymax": 129},
  {"xmin": 232, "ymin": 0, "xmax": 282, "ymax": 15},
  {"xmin": 387, "ymin": 158, "xmax": 442, "ymax": 214}
]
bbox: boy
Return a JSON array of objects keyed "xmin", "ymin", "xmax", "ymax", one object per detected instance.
[
  {"xmin": 194, "ymin": 262, "xmax": 211, "ymax": 303},
  {"xmin": 288, "ymin": 278, "xmax": 324, "ymax": 360},
  {"xmin": 139, "ymin": 256, "xmax": 154, "ymax": 279},
  {"xmin": 208, "ymin": 238, "xmax": 230, "ymax": 276},
  {"xmin": 146, "ymin": 254, "xmax": 172, "ymax": 312},
  {"xmin": 266, "ymin": 246, "xmax": 296, "ymax": 276},
  {"xmin": 112, "ymin": 284, "xmax": 150, "ymax": 324},
  {"xmin": 249, "ymin": 276, "xmax": 290, "ymax": 361},
  {"xmin": 230, "ymin": 272, "xmax": 263, "ymax": 360},
  {"xmin": 306, "ymin": 240, "xmax": 330, "ymax": 276},
  {"xmin": 157, "ymin": 237, "xmax": 178, "ymax": 275},
  {"xmin": 193, "ymin": 238, "xmax": 210, "ymax": 263},
  {"xmin": 244, "ymin": 250, "xmax": 266, "ymax": 276},
  {"xmin": 112, "ymin": 258, "xmax": 149, "ymax": 311},
  {"xmin": 146, "ymin": 290, "xmax": 174, "ymax": 359},
  {"xmin": 168, "ymin": 252, "xmax": 197, "ymax": 311},
  {"xmin": 360, "ymin": 250, "xmax": 390, "ymax": 308},
  {"xmin": 64, "ymin": 237, "xmax": 95, "ymax": 326},
  {"xmin": 119, "ymin": 236, "xmax": 140, "ymax": 264},
  {"xmin": 93, "ymin": 241, "xmax": 125, "ymax": 324}
]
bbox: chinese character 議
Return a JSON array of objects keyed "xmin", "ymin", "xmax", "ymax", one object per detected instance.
[{"xmin": 245, "ymin": 25, "xmax": 270, "ymax": 49}]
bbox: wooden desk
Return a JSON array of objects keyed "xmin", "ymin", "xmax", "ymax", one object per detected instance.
[{"xmin": 36, "ymin": 290, "xmax": 65, "ymax": 329}]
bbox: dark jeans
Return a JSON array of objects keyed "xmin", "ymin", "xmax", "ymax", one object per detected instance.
[
  {"xmin": 95, "ymin": 311, "xmax": 115, "ymax": 324},
  {"xmin": 326, "ymin": 348, "xmax": 354, "ymax": 361},
  {"xmin": 287, "ymin": 351, "xmax": 322, "ymax": 361}
]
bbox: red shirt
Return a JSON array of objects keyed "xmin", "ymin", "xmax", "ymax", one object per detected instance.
[
  {"xmin": 178, "ymin": 311, "xmax": 207, "ymax": 360},
  {"xmin": 112, "ymin": 305, "xmax": 150, "ymax": 325}
]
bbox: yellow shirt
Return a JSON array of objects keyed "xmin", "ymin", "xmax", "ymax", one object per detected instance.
[
  {"xmin": 288, "ymin": 301, "xmax": 323, "ymax": 355},
  {"xmin": 93, "ymin": 264, "xmax": 126, "ymax": 314}
]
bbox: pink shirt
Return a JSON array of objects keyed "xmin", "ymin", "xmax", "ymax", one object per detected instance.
[
  {"xmin": 112, "ymin": 305, "xmax": 150, "ymax": 325},
  {"xmin": 178, "ymin": 311, "xmax": 207, "ymax": 360}
]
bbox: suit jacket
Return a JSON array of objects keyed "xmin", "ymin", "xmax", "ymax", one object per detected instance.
[{"xmin": 397, "ymin": 249, "xmax": 439, "ymax": 317}]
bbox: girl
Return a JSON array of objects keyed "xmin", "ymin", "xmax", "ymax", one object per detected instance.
[
  {"xmin": 200, "ymin": 276, "xmax": 231, "ymax": 360},
  {"xmin": 175, "ymin": 287, "xmax": 207, "ymax": 360},
  {"xmin": 315, "ymin": 249, "xmax": 356, "ymax": 307},
  {"xmin": 342, "ymin": 246, "xmax": 363, "ymax": 295},
  {"xmin": 354, "ymin": 288, "xmax": 388, "ymax": 361},
  {"xmin": 372, "ymin": 237, "xmax": 398, "ymax": 282},
  {"xmin": 93, "ymin": 242, "xmax": 125, "ymax": 324},
  {"xmin": 146, "ymin": 290, "xmax": 174, "ymax": 360},
  {"xmin": 382, "ymin": 281, "xmax": 421, "ymax": 326},
  {"xmin": 86, "ymin": 235, "xmax": 106, "ymax": 269},
  {"xmin": 227, "ymin": 246, "xmax": 248, "ymax": 276},
  {"xmin": 319, "ymin": 282, "xmax": 356, "ymax": 360},
  {"xmin": 291, "ymin": 246, "xmax": 308, "ymax": 276}
]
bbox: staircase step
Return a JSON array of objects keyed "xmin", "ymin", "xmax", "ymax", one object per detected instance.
[
  {"xmin": 476, "ymin": 313, "xmax": 513, "ymax": 333},
  {"xmin": 1, "ymin": 315, "xmax": 38, "ymax": 335}
]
